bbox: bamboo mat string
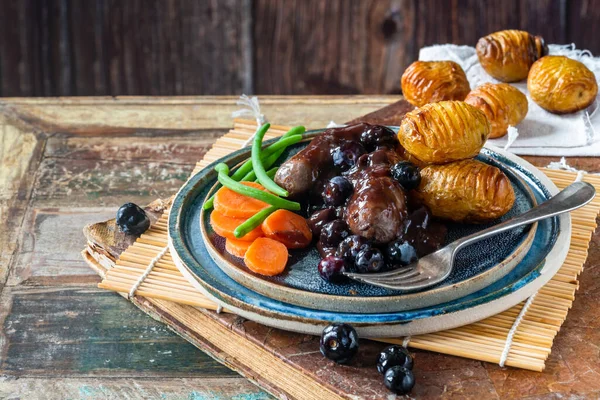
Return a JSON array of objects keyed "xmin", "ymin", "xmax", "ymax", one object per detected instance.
[
  {"xmin": 402, "ymin": 336, "xmax": 411, "ymax": 347},
  {"xmin": 499, "ymin": 293, "xmax": 537, "ymax": 367},
  {"xmin": 128, "ymin": 245, "xmax": 169, "ymax": 299},
  {"xmin": 231, "ymin": 95, "xmax": 267, "ymax": 147}
]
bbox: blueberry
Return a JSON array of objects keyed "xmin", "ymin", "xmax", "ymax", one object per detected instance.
[
  {"xmin": 383, "ymin": 366, "xmax": 415, "ymax": 395},
  {"xmin": 390, "ymin": 161, "xmax": 421, "ymax": 190},
  {"xmin": 318, "ymin": 256, "xmax": 347, "ymax": 283},
  {"xmin": 355, "ymin": 247, "xmax": 386, "ymax": 273},
  {"xmin": 331, "ymin": 141, "xmax": 366, "ymax": 171},
  {"xmin": 377, "ymin": 345, "xmax": 414, "ymax": 374},
  {"xmin": 320, "ymin": 323, "xmax": 359, "ymax": 364},
  {"xmin": 322, "ymin": 176, "xmax": 353, "ymax": 206},
  {"xmin": 336, "ymin": 235, "xmax": 370, "ymax": 265},
  {"xmin": 386, "ymin": 240, "xmax": 418, "ymax": 266},
  {"xmin": 116, "ymin": 203, "xmax": 150, "ymax": 235},
  {"xmin": 319, "ymin": 219, "xmax": 351, "ymax": 247},
  {"xmin": 360, "ymin": 125, "xmax": 398, "ymax": 151}
]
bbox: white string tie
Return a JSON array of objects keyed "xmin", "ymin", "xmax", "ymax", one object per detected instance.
[
  {"xmin": 547, "ymin": 157, "xmax": 580, "ymax": 173},
  {"xmin": 231, "ymin": 94, "xmax": 267, "ymax": 147},
  {"xmin": 503, "ymin": 126, "xmax": 519, "ymax": 151},
  {"xmin": 216, "ymin": 305, "xmax": 223, "ymax": 314},
  {"xmin": 499, "ymin": 294, "xmax": 536, "ymax": 367},
  {"xmin": 128, "ymin": 245, "xmax": 169, "ymax": 299},
  {"xmin": 402, "ymin": 336, "xmax": 411, "ymax": 348}
]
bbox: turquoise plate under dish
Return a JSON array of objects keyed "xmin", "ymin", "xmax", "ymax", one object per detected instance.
[{"xmin": 169, "ymin": 132, "xmax": 569, "ymax": 337}]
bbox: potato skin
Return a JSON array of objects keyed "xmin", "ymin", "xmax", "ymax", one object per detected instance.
[
  {"xmin": 465, "ymin": 83, "xmax": 528, "ymax": 138},
  {"xmin": 527, "ymin": 55, "xmax": 598, "ymax": 114},
  {"xmin": 398, "ymin": 101, "xmax": 490, "ymax": 164},
  {"xmin": 476, "ymin": 30, "xmax": 547, "ymax": 82},
  {"xmin": 401, "ymin": 61, "xmax": 470, "ymax": 107},
  {"xmin": 412, "ymin": 160, "xmax": 515, "ymax": 223}
]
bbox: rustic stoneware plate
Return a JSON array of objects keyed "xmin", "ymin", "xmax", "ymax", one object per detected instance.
[
  {"xmin": 169, "ymin": 136, "xmax": 568, "ymax": 337},
  {"xmin": 183, "ymin": 130, "xmax": 537, "ymax": 313}
]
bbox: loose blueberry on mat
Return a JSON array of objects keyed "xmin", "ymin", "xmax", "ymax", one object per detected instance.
[
  {"xmin": 318, "ymin": 256, "xmax": 348, "ymax": 283},
  {"xmin": 322, "ymin": 176, "xmax": 353, "ymax": 206},
  {"xmin": 355, "ymin": 247, "xmax": 386, "ymax": 273},
  {"xmin": 384, "ymin": 365, "xmax": 415, "ymax": 395},
  {"xmin": 360, "ymin": 125, "xmax": 398, "ymax": 151},
  {"xmin": 331, "ymin": 141, "xmax": 366, "ymax": 171},
  {"xmin": 319, "ymin": 219, "xmax": 351, "ymax": 247},
  {"xmin": 377, "ymin": 345, "xmax": 414, "ymax": 374},
  {"xmin": 386, "ymin": 240, "xmax": 418, "ymax": 266},
  {"xmin": 336, "ymin": 235, "xmax": 370, "ymax": 264},
  {"xmin": 320, "ymin": 323, "xmax": 359, "ymax": 364},
  {"xmin": 116, "ymin": 203, "xmax": 150, "ymax": 235},
  {"xmin": 391, "ymin": 161, "xmax": 421, "ymax": 191}
]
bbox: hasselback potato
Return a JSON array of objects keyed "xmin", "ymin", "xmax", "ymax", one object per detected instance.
[
  {"xmin": 465, "ymin": 83, "xmax": 528, "ymax": 138},
  {"xmin": 412, "ymin": 160, "xmax": 515, "ymax": 223},
  {"xmin": 401, "ymin": 61, "xmax": 471, "ymax": 107},
  {"xmin": 527, "ymin": 55, "xmax": 598, "ymax": 114},
  {"xmin": 398, "ymin": 101, "xmax": 490, "ymax": 164},
  {"xmin": 476, "ymin": 30, "xmax": 547, "ymax": 82}
]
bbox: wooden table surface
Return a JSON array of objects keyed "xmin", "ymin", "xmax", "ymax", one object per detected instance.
[{"xmin": 1, "ymin": 96, "xmax": 600, "ymax": 400}]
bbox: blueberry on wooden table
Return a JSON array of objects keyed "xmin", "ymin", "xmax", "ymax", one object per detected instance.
[
  {"xmin": 384, "ymin": 366, "xmax": 415, "ymax": 395},
  {"xmin": 377, "ymin": 345, "xmax": 414, "ymax": 374},
  {"xmin": 318, "ymin": 256, "xmax": 347, "ymax": 283},
  {"xmin": 116, "ymin": 203, "xmax": 150, "ymax": 235},
  {"xmin": 319, "ymin": 323, "xmax": 359, "ymax": 364},
  {"xmin": 391, "ymin": 161, "xmax": 421, "ymax": 190}
]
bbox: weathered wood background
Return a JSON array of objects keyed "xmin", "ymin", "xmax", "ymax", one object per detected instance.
[{"xmin": 1, "ymin": 0, "xmax": 599, "ymax": 97}]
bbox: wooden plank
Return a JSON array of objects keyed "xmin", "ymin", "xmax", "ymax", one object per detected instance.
[
  {"xmin": 0, "ymin": 377, "xmax": 272, "ymax": 400},
  {"xmin": 0, "ymin": 96, "xmax": 399, "ymax": 134},
  {"xmin": 252, "ymin": 0, "xmax": 417, "ymax": 95},
  {"xmin": 567, "ymin": 0, "xmax": 600, "ymax": 54},
  {"xmin": 519, "ymin": 0, "xmax": 567, "ymax": 43},
  {"xmin": 0, "ymin": 286, "xmax": 240, "ymax": 378}
]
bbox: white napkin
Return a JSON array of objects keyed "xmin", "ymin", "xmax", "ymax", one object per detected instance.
[{"xmin": 419, "ymin": 44, "xmax": 600, "ymax": 156}]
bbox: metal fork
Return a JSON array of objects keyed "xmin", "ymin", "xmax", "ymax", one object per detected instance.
[{"xmin": 344, "ymin": 181, "xmax": 596, "ymax": 291}]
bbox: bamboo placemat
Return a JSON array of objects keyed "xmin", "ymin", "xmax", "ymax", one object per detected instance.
[{"xmin": 97, "ymin": 119, "xmax": 600, "ymax": 372}]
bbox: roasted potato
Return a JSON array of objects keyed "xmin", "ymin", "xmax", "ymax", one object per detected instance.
[
  {"xmin": 476, "ymin": 30, "xmax": 547, "ymax": 82},
  {"xmin": 401, "ymin": 61, "xmax": 470, "ymax": 107},
  {"xmin": 465, "ymin": 83, "xmax": 528, "ymax": 138},
  {"xmin": 398, "ymin": 101, "xmax": 490, "ymax": 164},
  {"xmin": 528, "ymin": 55, "xmax": 598, "ymax": 114},
  {"xmin": 412, "ymin": 160, "xmax": 515, "ymax": 223}
]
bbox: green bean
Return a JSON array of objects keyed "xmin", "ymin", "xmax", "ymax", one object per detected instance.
[
  {"xmin": 255, "ymin": 167, "xmax": 278, "ymax": 182},
  {"xmin": 234, "ymin": 206, "xmax": 278, "ymax": 239},
  {"xmin": 203, "ymin": 128, "xmax": 304, "ymax": 210},
  {"xmin": 214, "ymin": 163, "xmax": 300, "ymax": 210},
  {"xmin": 230, "ymin": 126, "xmax": 304, "ymax": 181},
  {"xmin": 252, "ymin": 124, "xmax": 288, "ymax": 196}
]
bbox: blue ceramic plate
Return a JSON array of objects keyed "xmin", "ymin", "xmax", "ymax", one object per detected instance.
[
  {"xmin": 196, "ymin": 132, "xmax": 538, "ymax": 313},
  {"xmin": 169, "ymin": 137, "xmax": 570, "ymax": 337}
]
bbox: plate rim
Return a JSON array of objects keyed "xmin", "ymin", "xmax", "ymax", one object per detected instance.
[
  {"xmin": 169, "ymin": 141, "xmax": 570, "ymax": 337},
  {"xmin": 197, "ymin": 133, "xmax": 540, "ymax": 313}
]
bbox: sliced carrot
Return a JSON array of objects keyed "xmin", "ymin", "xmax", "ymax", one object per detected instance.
[
  {"xmin": 209, "ymin": 210, "xmax": 263, "ymax": 241},
  {"xmin": 225, "ymin": 237, "xmax": 253, "ymax": 258},
  {"xmin": 244, "ymin": 237, "xmax": 288, "ymax": 276},
  {"xmin": 213, "ymin": 181, "xmax": 271, "ymax": 218},
  {"xmin": 261, "ymin": 209, "xmax": 313, "ymax": 249}
]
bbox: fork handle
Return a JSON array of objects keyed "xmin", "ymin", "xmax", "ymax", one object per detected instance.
[{"xmin": 454, "ymin": 181, "xmax": 596, "ymax": 251}]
